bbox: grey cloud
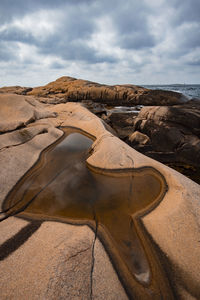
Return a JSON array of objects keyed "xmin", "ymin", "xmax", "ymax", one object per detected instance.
[
  {"xmin": 0, "ymin": 0, "xmax": 199, "ymax": 85},
  {"xmin": 187, "ymin": 60, "xmax": 200, "ymax": 66},
  {"xmin": 0, "ymin": 1, "xmax": 117, "ymax": 64},
  {"xmin": 49, "ymin": 61, "xmax": 65, "ymax": 69},
  {"xmin": 49, "ymin": 61, "xmax": 64, "ymax": 70},
  {"xmin": 110, "ymin": 2, "xmax": 155, "ymax": 50},
  {"xmin": 0, "ymin": 26, "xmax": 35, "ymax": 44},
  {"xmin": 172, "ymin": 0, "xmax": 200, "ymax": 24},
  {"xmin": 40, "ymin": 37, "xmax": 117, "ymax": 64},
  {"xmin": 179, "ymin": 26, "xmax": 200, "ymax": 50},
  {"xmin": 165, "ymin": 22, "xmax": 200, "ymax": 60},
  {"xmin": 0, "ymin": 0, "xmax": 93, "ymax": 25},
  {"xmin": 119, "ymin": 33, "xmax": 155, "ymax": 50},
  {"xmin": 0, "ymin": 0, "xmax": 157, "ymax": 64},
  {"xmin": 56, "ymin": 8, "xmax": 95, "ymax": 41},
  {"xmin": 0, "ymin": 41, "xmax": 17, "ymax": 62}
]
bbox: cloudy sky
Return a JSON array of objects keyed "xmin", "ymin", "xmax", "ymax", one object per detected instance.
[{"xmin": 0, "ymin": 0, "xmax": 200, "ymax": 87}]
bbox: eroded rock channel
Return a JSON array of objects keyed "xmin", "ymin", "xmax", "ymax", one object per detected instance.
[{"xmin": 2, "ymin": 127, "xmax": 174, "ymax": 299}]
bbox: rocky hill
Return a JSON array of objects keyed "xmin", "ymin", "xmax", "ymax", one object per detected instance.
[{"xmin": 0, "ymin": 76, "xmax": 188, "ymax": 106}]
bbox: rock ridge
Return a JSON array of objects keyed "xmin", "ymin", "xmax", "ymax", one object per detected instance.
[{"xmin": 0, "ymin": 76, "xmax": 188, "ymax": 106}]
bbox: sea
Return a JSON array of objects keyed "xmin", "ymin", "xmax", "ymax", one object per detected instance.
[{"xmin": 142, "ymin": 84, "xmax": 200, "ymax": 100}]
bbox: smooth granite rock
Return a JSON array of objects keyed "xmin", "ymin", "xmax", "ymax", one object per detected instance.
[
  {"xmin": 0, "ymin": 94, "xmax": 56, "ymax": 133},
  {"xmin": 0, "ymin": 93, "xmax": 200, "ymax": 300}
]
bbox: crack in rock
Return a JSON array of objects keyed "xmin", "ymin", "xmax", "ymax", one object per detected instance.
[{"xmin": 90, "ymin": 219, "xmax": 98, "ymax": 300}]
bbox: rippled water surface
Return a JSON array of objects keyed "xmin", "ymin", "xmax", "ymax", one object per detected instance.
[{"xmin": 143, "ymin": 84, "xmax": 200, "ymax": 99}]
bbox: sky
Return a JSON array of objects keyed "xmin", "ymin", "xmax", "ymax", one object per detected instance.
[{"xmin": 0, "ymin": 0, "xmax": 200, "ymax": 87}]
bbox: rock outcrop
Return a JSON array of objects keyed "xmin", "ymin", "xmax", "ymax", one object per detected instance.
[
  {"xmin": 102, "ymin": 111, "xmax": 138, "ymax": 139},
  {"xmin": 0, "ymin": 94, "xmax": 56, "ymax": 133},
  {"xmin": 129, "ymin": 100, "xmax": 200, "ymax": 182},
  {"xmin": 0, "ymin": 76, "xmax": 188, "ymax": 106},
  {"xmin": 0, "ymin": 92, "xmax": 200, "ymax": 299},
  {"xmin": 0, "ymin": 85, "xmax": 32, "ymax": 95}
]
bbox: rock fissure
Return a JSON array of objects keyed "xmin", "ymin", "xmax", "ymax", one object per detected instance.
[
  {"xmin": 0, "ymin": 129, "xmax": 48, "ymax": 151},
  {"xmin": 65, "ymin": 246, "xmax": 92, "ymax": 263},
  {"xmin": 90, "ymin": 218, "xmax": 98, "ymax": 300}
]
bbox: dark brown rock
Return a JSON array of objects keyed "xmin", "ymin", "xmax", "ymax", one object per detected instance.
[
  {"xmin": 105, "ymin": 112, "xmax": 137, "ymax": 139},
  {"xmin": 81, "ymin": 100, "xmax": 107, "ymax": 115},
  {"xmin": 132, "ymin": 101, "xmax": 200, "ymax": 169}
]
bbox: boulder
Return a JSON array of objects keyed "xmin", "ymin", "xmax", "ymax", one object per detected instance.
[
  {"xmin": 132, "ymin": 102, "xmax": 200, "ymax": 168},
  {"xmin": 129, "ymin": 131, "xmax": 150, "ymax": 146},
  {"xmin": 105, "ymin": 112, "xmax": 138, "ymax": 139}
]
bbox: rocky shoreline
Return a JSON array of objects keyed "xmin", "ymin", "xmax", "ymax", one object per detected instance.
[
  {"xmin": 1, "ymin": 76, "xmax": 199, "ymax": 184},
  {"xmin": 0, "ymin": 76, "xmax": 188, "ymax": 106},
  {"xmin": 15, "ymin": 75, "xmax": 200, "ymax": 184},
  {"xmin": 0, "ymin": 77, "xmax": 200, "ymax": 299},
  {"xmin": 95, "ymin": 99, "xmax": 200, "ymax": 184}
]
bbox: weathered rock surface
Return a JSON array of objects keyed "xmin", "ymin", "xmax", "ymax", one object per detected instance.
[
  {"xmin": 102, "ymin": 111, "xmax": 138, "ymax": 139},
  {"xmin": 0, "ymin": 94, "xmax": 56, "ymax": 133},
  {"xmin": 129, "ymin": 131, "xmax": 150, "ymax": 146},
  {"xmin": 0, "ymin": 76, "xmax": 188, "ymax": 106},
  {"xmin": 0, "ymin": 93, "xmax": 200, "ymax": 299},
  {"xmin": 131, "ymin": 101, "xmax": 200, "ymax": 171},
  {"xmin": 0, "ymin": 85, "xmax": 32, "ymax": 95}
]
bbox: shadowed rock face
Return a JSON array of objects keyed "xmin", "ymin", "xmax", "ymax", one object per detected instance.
[
  {"xmin": 130, "ymin": 101, "xmax": 200, "ymax": 183},
  {"xmin": 2, "ymin": 128, "xmax": 173, "ymax": 300},
  {"xmin": 1, "ymin": 76, "xmax": 186, "ymax": 106}
]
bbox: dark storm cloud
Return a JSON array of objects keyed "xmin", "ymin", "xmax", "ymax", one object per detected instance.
[
  {"xmin": 0, "ymin": 0, "xmax": 199, "ymax": 85},
  {"xmin": 0, "ymin": 1, "xmax": 117, "ymax": 64},
  {"xmin": 171, "ymin": 0, "xmax": 200, "ymax": 24},
  {"xmin": 180, "ymin": 26, "xmax": 200, "ymax": 50},
  {"xmin": 110, "ymin": 1, "xmax": 155, "ymax": 50},
  {"xmin": 40, "ymin": 38, "xmax": 117, "ymax": 64},
  {"xmin": 187, "ymin": 60, "xmax": 200, "ymax": 66},
  {"xmin": 0, "ymin": 0, "xmax": 156, "ymax": 64},
  {"xmin": 0, "ymin": 26, "xmax": 35, "ymax": 44},
  {"xmin": 119, "ymin": 32, "xmax": 155, "ymax": 50}
]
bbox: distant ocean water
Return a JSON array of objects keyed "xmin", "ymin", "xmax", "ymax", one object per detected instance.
[{"xmin": 143, "ymin": 84, "xmax": 200, "ymax": 99}]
